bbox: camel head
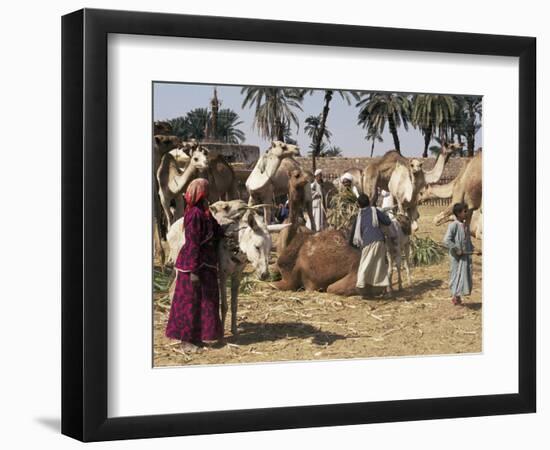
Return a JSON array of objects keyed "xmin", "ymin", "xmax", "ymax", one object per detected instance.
[
  {"xmin": 409, "ymin": 159, "xmax": 423, "ymax": 174},
  {"xmin": 288, "ymin": 169, "xmax": 310, "ymax": 190},
  {"xmin": 416, "ymin": 185, "xmax": 432, "ymax": 204},
  {"xmin": 269, "ymin": 141, "xmax": 300, "ymax": 159},
  {"xmin": 433, "ymin": 211, "xmax": 453, "ymax": 226},
  {"xmin": 441, "ymin": 142, "xmax": 462, "ymax": 158},
  {"xmin": 168, "ymin": 147, "xmax": 191, "ymax": 167},
  {"xmin": 153, "ymin": 121, "xmax": 172, "ymax": 135},
  {"xmin": 188, "ymin": 146, "xmax": 209, "ymax": 170},
  {"xmin": 154, "ymin": 134, "xmax": 182, "ymax": 151},
  {"xmin": 239, "ymin": 211, "xmax": 272, "ymax": 281}
]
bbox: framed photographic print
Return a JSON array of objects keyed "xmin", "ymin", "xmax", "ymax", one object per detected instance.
[{"xmin": 62, "ymin": 8, "xmax": 536, "ymax": 442}]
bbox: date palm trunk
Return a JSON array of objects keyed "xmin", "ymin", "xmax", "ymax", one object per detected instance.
[
  {"xmin": 467, "ymin": 129, "xmax": 475, "ymax": 157},
  {"xmin": 422, "ymin": 127, "xmax": 432, "ymax": 158},
  {"xmin": 388, "ymin": 115, "xmax": 401, "ymax": 154},
  {"xmin": 312, "ymin": 90, "xmax": 333, "ymax": 172}
]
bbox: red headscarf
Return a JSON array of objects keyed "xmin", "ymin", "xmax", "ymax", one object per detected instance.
[{"xmin": 185, "ymin": 178, "xmax": 210, "ymax": 215}]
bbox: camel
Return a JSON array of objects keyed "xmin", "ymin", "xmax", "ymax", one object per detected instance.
[
  {"xmin": 273, "ymin": 229, "xmax": 361, "ymax": 295},
  {"xmin": 470, "ymin": 209, "xmax": 483, "ymax": 240},
  {"xmin": 417, "ymin": 152, "xmax": 482, "ymax": 226},
  {"xmin": 204, "ymin": 154, "xmax": 239, "ymax": 202},
  {"xmin": 157, "ymin": 145, "xmax": 209, "ymax": 226},
  {"xmin": 153, "ymin": 135, "xmax": 185, "ymax": 173},
  {"xmin": 386, "ymin": 159, "xmax": 424, "ymax": 230},
  {"xmin": 277, "ymin": 169, "xmax": 315, "ymax": 257},
  {"xmin": 166, "ymin": 200, "xmax": 290, "ymax": 335},
  {"xmin": 370, "ymin": 144, "xmax": 459, "ymax": 230},
  {"xmin": 362, "ymin": 144, "xmax": 458, "ymax": 205},
  {"xmin": 157, "ymin": 144, "xmax": 239, "ymax": 226},
  {"xmin": 246, "ymin": 141, "xmax": 314, "ymax": 226},
  {"xmin": 273, "ymin": 208, "xmax": 415, "ymax": 296},
  {"xmin": 153, "ymin": 121, "xmax": 172, "ymax": 135}
]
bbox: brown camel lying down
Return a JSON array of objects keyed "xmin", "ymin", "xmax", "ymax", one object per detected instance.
[{"xmin": 273, "ymin": 229, "xmax": 361, "ymax": 296}]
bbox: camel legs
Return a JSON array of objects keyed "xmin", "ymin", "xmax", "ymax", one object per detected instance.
[
  {"xmin": 326, "ymin": 272, "xmax": 359, "ymax": 296},
  {"xmin": 434, "ymin": 204, "xmax": 454, "ymax": 226},
  {"xmin": 272, "ymin": 268, "xmax": 301, "ymax": 291},
  {"xmin": 153, "ymin": 218, "xmax": 166, "ymax": 269},
  {"xmin": 158, "ymin": 188, "xmax": 174, "ymax": 227}
]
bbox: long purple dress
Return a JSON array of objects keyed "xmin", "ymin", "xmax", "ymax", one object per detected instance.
[{"xmin": 165, "ymin": 206, "xmax": 224, "ymax": 343}]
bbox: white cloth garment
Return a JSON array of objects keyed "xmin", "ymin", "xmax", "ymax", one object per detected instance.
[
  {"xmin": 356, "ymin": 240, "xmax": 389, "ymax": 288},
  {"xmin": 309, "ymin": 180, "xmax": 326, "ymax": 231},
  {"xmin": 381, "ymin": 190, "xmax": 395, "ymax": 209}
]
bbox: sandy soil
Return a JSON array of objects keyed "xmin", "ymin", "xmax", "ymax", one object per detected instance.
[{"xmin": 153, "ymin": 206, "xmax": 482, "ymax": 367}]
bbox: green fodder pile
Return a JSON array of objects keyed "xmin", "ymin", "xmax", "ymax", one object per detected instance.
[
  {"xmin": 326, "ymin": 189, "xmax": 358, "ymax": 230},
  {"xmin": 411, "ymin": 236, "xmax": 447, "ymax": 266}
]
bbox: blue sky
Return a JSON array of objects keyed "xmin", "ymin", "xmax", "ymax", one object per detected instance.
[{"xmin": 153, "ymin": 83, "xmax": 482, "ymax": 158}]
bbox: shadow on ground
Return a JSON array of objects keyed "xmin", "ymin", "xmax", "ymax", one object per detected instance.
[
  {"xmin": 226, "ymin": 321, "xmax": 346, "ymax": 346},
  {"xmin": 383, "ymin": 279, "xmax": 444, "ymax": 301},
  {"xmin": 463, "ymin": 302, "xmax": 482, "ymax": 311}
]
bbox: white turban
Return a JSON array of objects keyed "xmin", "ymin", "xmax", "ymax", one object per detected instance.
[
  {"xmin": 314, "ymin": 169, "xmax": 323, "ymax": 176},
  {"xmin": 341, "ymin": 173, "xmax": 353, "ymax": 182}
]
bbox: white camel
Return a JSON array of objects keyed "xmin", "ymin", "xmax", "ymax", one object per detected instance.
[
  {"xmin": 246, "ymin": 141, "xmax": 315, "ymax": 228},
  {"xmin": 157, "ymin": 145, "xmax": 209, "ymax": 226},
  {"xmin": 387, "ymin": 159, "xmax": 423, "ymax": 231}
]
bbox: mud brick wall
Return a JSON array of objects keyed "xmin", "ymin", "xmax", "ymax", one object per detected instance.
[{"xmin": 295, "ymin": 156, "xmax": 468, "ymax": 183}]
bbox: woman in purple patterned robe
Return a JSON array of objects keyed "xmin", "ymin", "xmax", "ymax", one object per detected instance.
[{"xmin": 165, "ymin": 178, "xmax": 224, "ymax": 351}]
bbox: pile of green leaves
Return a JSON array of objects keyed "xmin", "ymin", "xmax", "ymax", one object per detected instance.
[
  {"xmin": 326, "ymin": 189, "xmax": 358, "ymax": 231},
  {"xmin": 410, "ymin": 236, "xmax": 446, "ymax": 266}
]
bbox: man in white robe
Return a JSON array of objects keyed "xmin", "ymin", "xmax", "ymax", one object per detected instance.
[
  {"xmin": 309, "ymin": 169, "xmax": 326, "ymax": 231},
  {"xmin": 341, "ymin": 172, "xmax": 360, "ymax": 197}
]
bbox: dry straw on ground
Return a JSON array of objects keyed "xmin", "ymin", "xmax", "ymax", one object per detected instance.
[{"xmin": 153, "ymin": 206, "xmax": 482, "ymax": 367}]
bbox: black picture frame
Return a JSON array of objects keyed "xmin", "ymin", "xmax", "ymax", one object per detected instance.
[{"xmin": 61, "ymin": 8, "xmax": 536, "ymax": 442}]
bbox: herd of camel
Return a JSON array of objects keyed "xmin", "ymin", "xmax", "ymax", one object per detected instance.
[{"xmin": 153, "ymin": 128, "xmax": 482, "ymax": 334}]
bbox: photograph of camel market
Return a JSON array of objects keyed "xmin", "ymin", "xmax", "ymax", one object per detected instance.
[{"xmin": 152, "ymin": 82, "xmax": 482, "ymax": 366}]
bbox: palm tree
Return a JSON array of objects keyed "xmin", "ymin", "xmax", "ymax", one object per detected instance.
[
  {"xmin": 357, "ymin": 93, "xmax": 411, "ymax": 154},
  {"xmin": 165, "ymin": 108, "xmax": 245, "ymax": 143},
  {"xmin": 281, "ymin": 121, "xmax": 297, "ymax": 145},
  {"xmin": 411, "ymin": 94, "xmax": 456, "ymax": 157},
  {"xmin": 216, "ymin": 108, "xmax": 246, "ymax": 144},
  {"xmin": 453, "ymin": 96, "xmax": 482, "ymax": 157},
  {"xmin": 304, "ymin": 115, "xmax": 332, "ymax": 152},
  {"xmin": 166, "ymin": 116, "xmax": 187, "ymax": 138},
  {"xmin": 240, "ymin": 87, "xmax": 304, "ymax": 142},
  {"xmin": 307, "ymin": 89, "xmax": 360, "ymax": 170},
  {"xmin": 184, "ymin": 107, "xmax": 210, "ymax": 140},
  {"xmin": 365, "ymin": 127, "xmax": 384, "ymax": 157}
]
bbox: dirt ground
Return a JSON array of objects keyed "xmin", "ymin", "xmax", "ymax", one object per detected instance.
[{"xmin": 153, "ymin": 205, "xmax": 482, "ymax": 367}]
